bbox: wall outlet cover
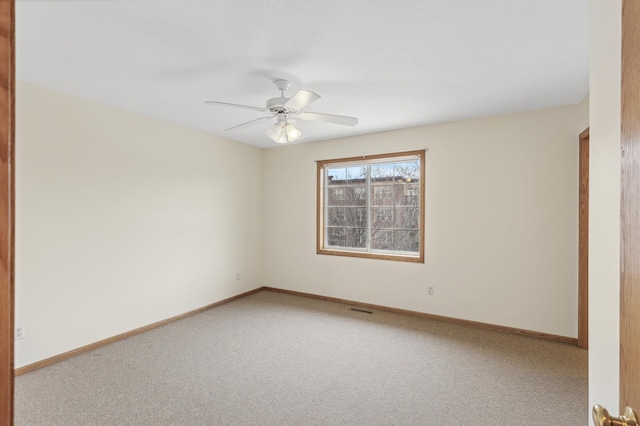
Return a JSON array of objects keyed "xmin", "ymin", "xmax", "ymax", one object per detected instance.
[{"xmin": 15, "ymin": 324, "xmax": 25, "ymax": 340}]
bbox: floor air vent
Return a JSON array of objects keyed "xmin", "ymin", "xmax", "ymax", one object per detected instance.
[{"xmin": 349, "ymin": 307, "xmax": 373, "ymax": 314}]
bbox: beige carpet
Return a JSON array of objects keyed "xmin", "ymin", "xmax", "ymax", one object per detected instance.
[{"xmin": 14, "ymin": 290, "xmax": 588, "ymax": 425}]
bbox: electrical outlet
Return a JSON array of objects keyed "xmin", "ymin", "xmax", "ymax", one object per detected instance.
[
  {"xmin": 427, "ymin": 286, "xmax": 434, "ymax": 296},
  {"xmin": 236, "ymin": 272, "xmax": 240, "ymax": 280},
  {"xmin": 15, "ymin": 324, "xmax": 25, "ymax": 340}
]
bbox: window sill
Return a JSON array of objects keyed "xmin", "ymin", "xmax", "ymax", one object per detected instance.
[{"xmin": 317, "ymin": 248, "xmax": 424, "ymax": 263}]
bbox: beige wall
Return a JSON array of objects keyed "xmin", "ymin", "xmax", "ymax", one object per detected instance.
[
  {"xmin": 263, "ymin": 100, "xmax": 588, "ymax": 338},
  {"xmin": 588, "ymin": 0, "xmax": 621, "ymax": 413},
  {"xmin": 15, "ymin": 80, "xmax": 590, "ymax": 369},
  {"xmin": 14, "ymin": 82, "xmax": 264, "ymax": 368}
]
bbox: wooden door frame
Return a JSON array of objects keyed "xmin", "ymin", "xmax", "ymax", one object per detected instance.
[
  {"xmin": 620, "ymin": 0, "xmax": 640, "ymax": 412},
  {"xmin": 0, "ymin": 0, "xmax": 15, "ymax": 425},
  {"xmin": 578, "ymin": 128, "xmax": 589, "ymax": 350}
]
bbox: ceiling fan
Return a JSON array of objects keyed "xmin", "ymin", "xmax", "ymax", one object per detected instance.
[{"xmin": 205, "ymin": 79, "xmax": 358, "ymax": 143}]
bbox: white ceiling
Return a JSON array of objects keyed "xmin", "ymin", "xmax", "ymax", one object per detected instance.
[{"xmin": 16, "ymin": 0, "xmax": 589, "ymax": 149}]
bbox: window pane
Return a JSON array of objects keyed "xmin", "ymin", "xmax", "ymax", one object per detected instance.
[
  {"xmin": 347, "ymin": 207, "xmax": 367, "ymax": 228},
  {"xmin": 346, "ymin": 228, "xmax": 367, "ymax": 248},
  {"xmin": 327, "ymin": 168, "xmax": 347, "ymax": 205},
  {"xmin": 327, "ymin": 207, "xmax": 347, "ymax": 226},
  {"xmin": 395, "ymin": 184, "xmax": 419, "ymax": 206},
  {"xmin": 347, "ymin": 185, "xmax": 367, "ymax": 206},
  {"xmin": 371, "ymin": 207, "xmax": 394, "ymax": 228},
  {"xmin": 327, "ymin": 227, "xmax": 346, "ymax": 246},
  {"xmin": 371, "ymin": 164, "xmax": 395, "ymax": 182},
  {"xmin": 394, "ymin": 161, "xmax": 420, "ymax": 181},
  {"xmin": 319, "ymin": 151, "xmax": 424, "ymax": 261},
  {"xmin": 371, "ymin": 229, "xmax": 394, "ymax": 250},
  {"xmin": 372, "ymin": 185, "xmax": 394, "ymax": 206},
  {"xmin": 346, "ymin": 166, "xmax": 367, "ymax": 184},
  {"xmin": 395, "ymin": 207, "xmax": 419, "ymax": 229},
  {"xmin": 326, "ymin": 168, "xmax": 347, "ymax": 183},
  {"xmin": 328, "ymin": 187, "xmax": 347, "ymax": 206},
  {"xmin": 394, "ymin": 230, "xmax": 420, "ymax": 252}
]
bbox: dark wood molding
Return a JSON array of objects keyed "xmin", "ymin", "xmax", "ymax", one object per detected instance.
[
  {"xmin": 15, "ymin": 288, "xmax": 263, "ymax": 377},
  {"xmin": 578, "ymin": 128, "xmax": 589, "ymax": 349},
  {"xmin": 0, "ymin": 0, "xmax": 15, "ymax": 423},
  {"xmin": 262, "ymin": 287, "xmax": 579, "ymax": 346},
  {"xmin": 620, "ymin": 0, "xmax": 640, "ymax": 411}
]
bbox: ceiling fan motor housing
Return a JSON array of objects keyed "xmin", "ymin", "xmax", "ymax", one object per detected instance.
[{"xmin": 266, "ymin": 97, "xmax": 293, "ymax": 114}]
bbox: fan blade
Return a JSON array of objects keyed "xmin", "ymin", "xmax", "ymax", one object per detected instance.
[
  {"xmin": 298, "ymin": 112, "xmax": 358, "ymax": 126},
  {"xmin": 225, "ymin": 116, "xmax": 273, "ymax": 131},
  {"xmin": 284, "ymin": 89, "xmax": 320, "ymax": 111},
  {"xmin": 205, "ymin": 100, "xmax": 266, "ymax": 112}
]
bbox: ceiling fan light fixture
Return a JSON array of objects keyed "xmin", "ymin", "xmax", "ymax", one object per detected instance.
[
  {"xmin": 284, "ymin": 121, "xmax": 302, "ymax": 139},
  {"xmin": 267, "ymin": 118, "xmax": 301, "ymax": 143}
]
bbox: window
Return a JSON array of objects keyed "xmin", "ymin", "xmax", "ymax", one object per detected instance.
[{"xmin": 317, "ymin": 150, "xmax": 425, "ymax": 262}]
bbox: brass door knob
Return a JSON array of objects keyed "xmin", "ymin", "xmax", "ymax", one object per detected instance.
[{"xmin": 593, "ymin": 405, "xmax": 638, "ymax": 426}]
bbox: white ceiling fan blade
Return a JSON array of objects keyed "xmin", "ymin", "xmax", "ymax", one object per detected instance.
[
  {"xmin": 298, "ymin": 112, "xmax": 358, "ymax": 126},
  {"xmin": 225, "ymin": 116, "xmax": 273, "ymax": 131},
  {"xmin": 205, "ymin": 100, "xmax": 266, "ymax": 112},
  {"xmin": 284, "ymin": 90, "xmax": 320, "ymax": 111}
]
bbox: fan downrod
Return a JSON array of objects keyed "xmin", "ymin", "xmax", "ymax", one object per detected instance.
[{"xmin": 274, "ymin": 79, "xmax": 290, "ymax": 94}]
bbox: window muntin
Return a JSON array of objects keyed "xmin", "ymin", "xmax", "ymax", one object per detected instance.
[{"xmin": 317, "ymin": 150, "xmax": 425, "ymax": 263}]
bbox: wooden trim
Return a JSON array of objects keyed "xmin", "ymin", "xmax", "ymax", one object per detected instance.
[
  {"xmin": 15, "ymin": 284, "xmax": 581, "ymax": 378},
  {"xmin": 0, "ymin": 0, "xmax": 15, "ymax": 424},
  {"xmin": 316, "ymin": 160, "xmax": 323, "ymax": 258},
  {"xmin": 419, "ymin": 147, "xmax": 425, "ymax": 262},
  {"xmin": 578, "ymin": 128, "xmax": 589, "ymax": 349},
  {"xmin": 315, "ymin": 149, "xmax": 425, "ymax": 167},
  {"xmin": 262, "ymin": 287, "xmax": 579, "ymax": 345},
  {"xmin": 620, "ymin": 0, "xmax": 640, "ymax": 411},
  {"xmin": 314, "ymin": 249, "xmax": 423, "ymax": 263},
  {"xmin": 15, "ymin": 288, "xmax": 263, "ymax": 376},
  {"xmin": 316, "ymin": 149, "xmax": 426, "ymax": 263}
]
